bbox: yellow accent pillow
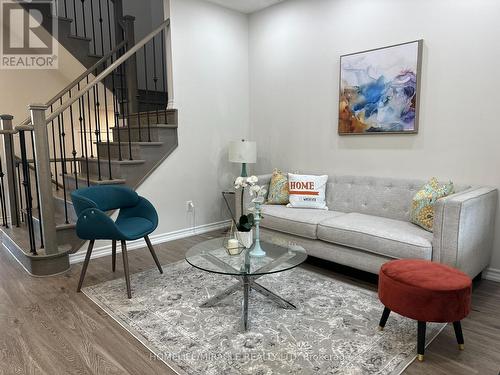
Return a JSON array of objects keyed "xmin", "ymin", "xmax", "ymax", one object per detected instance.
[
  {"xmin": 410, "ymin": 177, "xmax": 454, "ymax": 232},
  {"xmin": 266, "ymin": 169, "xmax": 289, "ymax": 205}
]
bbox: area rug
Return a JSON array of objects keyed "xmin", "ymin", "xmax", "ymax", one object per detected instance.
[{"xmin": 83, "ymin": 261, "xmax": 445, "ymax": 375}]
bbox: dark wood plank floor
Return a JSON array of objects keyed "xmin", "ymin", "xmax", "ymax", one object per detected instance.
[{"xmin": 1, "ymin": 230, "xmax": 499, "ymax": 375}]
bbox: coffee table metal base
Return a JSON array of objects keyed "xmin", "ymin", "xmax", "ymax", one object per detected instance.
[{"xmin": 200, "ymin": 276, "xmax": 296, "ymax": 331}]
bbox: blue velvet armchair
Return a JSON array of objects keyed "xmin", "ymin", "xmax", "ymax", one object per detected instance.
[{"xmin": 72, "ymin": 185, "xmax": 163, "ymax": 298}]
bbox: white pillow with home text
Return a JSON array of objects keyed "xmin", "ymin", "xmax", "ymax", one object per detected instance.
[{"xmin": 286, "ymin": 173, "xmax": 328, "ymax": 210}]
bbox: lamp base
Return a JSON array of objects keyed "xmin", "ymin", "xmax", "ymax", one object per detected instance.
[{"xmin": 240, "ymin": 163, "xmax": 248, "ymax": 177}]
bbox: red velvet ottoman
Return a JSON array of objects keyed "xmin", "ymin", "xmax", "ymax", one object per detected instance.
[{"xmin": 378, "ymin": 259, "xmax": 472, "ymax": 361}]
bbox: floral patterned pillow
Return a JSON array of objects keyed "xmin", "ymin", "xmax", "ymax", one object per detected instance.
[
  {"xmin": 410, "ymin": 177, "xmax": 454, "ymax": 232},
  {"xmin": 266, "ymin": 169, "xmax": 289, "ymax": 205}
]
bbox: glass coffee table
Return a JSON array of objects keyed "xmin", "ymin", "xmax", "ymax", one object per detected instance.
[{"xmin": 185, "ymin": 237, "xmax": 307, "ymax": 330}]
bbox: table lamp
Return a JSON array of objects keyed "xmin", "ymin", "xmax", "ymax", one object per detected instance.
[{"xmin": 229, "ymin": 139, "xmax": 257, "ymax": 177}]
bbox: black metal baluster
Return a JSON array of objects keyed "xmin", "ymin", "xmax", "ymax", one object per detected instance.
[
  {"xmin": 93, "ymin": 84, "xmax": 102, "ymax": 180},
  {"xmin": 0, "ymin": 155, "xmax": 8, "ymax": 227},
  {"xmin": 103, "ymin": 73, "xmax": 113, "ymax": 180},
  {"xmin": 73, "ymin": 0, "xmax": 78, "ymax": 35},
  {"xmin": 152, "ymin": 36, "xmax": 159, "ymax": 124},
  {"xmin": 80, "ymin": 91, "xmax": 90, "ymax": 186},
  {"xmin": 49, "ymin": 105, "xmax": 59, "ymax": 190},
  {"xmin": 57, "ymin": 111, "xmax": 69, "ymax": 224},
  {"xmin": 118, "ymin": 43, "xmax": 132, "ymax": 160},
  {"xmin": 106, "ymin": 0, "xmax": 113, "ymax": 50},
  {"xmin": 16, "ymin": 161, "xmax": 24, "ymax": 223},
  {"xmin": 111, "ymin": 64, "xmax": 122, "ymax": 161},
  {"xmin": 81, "ymin": 0, "xmax": 87, "ymax": 38},
  {"xmin": 143, "ymin": 44, "xmax": 151, "ymax": 141},
  {"xmin": 68, "ymin": 89, "xmax": 79, "ymax": 189},
  {"xmin": 63, "ymin": 0, "xmax": 68, "ymax": 18},
  {"xmin": 161, "ymin": 28, "xmax": 168, "ymax": 122},
  {"xmin": 85, "ymin": 76, "xmax": 94, "ymax": 158},
  {"xmin": 19, "ymin": 131, "xmax": 36, "ymax": 254},
  {"xmin": 97, "ymin": 0, "xmax": 105, "ymax": 56},
  {"xmin": 29, "ymin": 132, "xmax": 44, "ymax": 248},
  {"xmin": 90, "ymin": 0, "xmax": 97, "ymax": 55}
]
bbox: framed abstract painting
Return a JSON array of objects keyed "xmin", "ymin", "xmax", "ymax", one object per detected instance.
[{"xmin": 338, "ymin": 40, "xmax": 423, "ymax": 135}]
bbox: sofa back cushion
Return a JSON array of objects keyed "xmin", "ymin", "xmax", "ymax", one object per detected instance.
[{"xmin": 327, "ymin": 175, "xmax": 469, "ymax": 222}]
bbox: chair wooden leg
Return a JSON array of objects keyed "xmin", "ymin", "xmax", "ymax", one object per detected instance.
[
  {"xmin": 144, "ymin": 235, "xmax": 163, "ymax": 274},
  {"xmin": 453, "ymin": 321, "xmax": 465, "ymax": 350},
  {"xmin": 378, "ymin": 307, "xmax": 391, "ymax": 331},
  {"xmin": 121, "ymin": 240, "xmax": 132, "ymax": 299},
  {"xmin": 77, "ymin": 240, "xmax": 95, "ymax": 292},
  {"xmin": 417, "ymin": 321, "xmax": 426, "ymax": 361},
  {"xmin": 111, "ymin": 240, "xmax": 116, "ymax": 272}
]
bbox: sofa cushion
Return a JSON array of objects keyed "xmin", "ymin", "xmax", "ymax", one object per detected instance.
[
  {"xmin": 260, "ymin": 205, "xmax": 344, "ymax": 239},
  {"xmin": 317, "ymin": 213, "xmax": 433, "ymax": 259}
]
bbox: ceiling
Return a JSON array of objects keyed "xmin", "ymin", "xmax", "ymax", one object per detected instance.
[{"xmin": 204, "ymin": 0, "xmax": 285, "ymax": 14}]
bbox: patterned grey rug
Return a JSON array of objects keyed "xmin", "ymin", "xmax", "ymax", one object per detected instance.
[{"xmin": 83, "ymin": 260, "xmax": 445, "ymax": 375}]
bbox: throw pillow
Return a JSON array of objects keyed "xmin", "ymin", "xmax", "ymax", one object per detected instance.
[
  {"xmin": 287, "ymin": 173, "xmax": 329, "ymax": 210},
  {"xmin": 266, "ymin": 169, "xmax": 289, "ymax": 205},
  {"xmin": 410, "ymin": 177, "xmax": 454, "ymax": 232}
]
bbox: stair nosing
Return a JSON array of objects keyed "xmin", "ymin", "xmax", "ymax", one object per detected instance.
[
  {"xmin": 63, "ymin": 174, "xmax": 126, "ymax": 184},
  {"xmin": 67, "ymin": 34, "xmax": 92, "ymax": 42},
  {"xmin": 76, "ymin": 158, "xmax": 147, "ymax": 165},
  {"xmin": 95, "ymin": 141, "xmax": 164, "ymax": 146},
  {"xmin": 110, "ymin": 124, "xmax": 177, "ymax": 130}
]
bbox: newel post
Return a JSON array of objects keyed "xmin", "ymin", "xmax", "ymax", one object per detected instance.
[
  {"xmin": 0, "ymin": 114, "xmax": 20, "ymax": 227},
  {"xmin": 29, "ymin": 105, "xmax": 58, "ymax": 255},
  {"xmin": 123, "ymin": 15, "xmax": 138, "ymax": 114}
]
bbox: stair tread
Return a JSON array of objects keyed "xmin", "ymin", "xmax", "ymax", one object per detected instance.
[
  {"xmin": 77, "ymin": 157, "xmax": 146, "ymax": 165},
  {"xmin": 52, "ymin": 15, "xmax": 73, "ymax": 23},
  {"xmin": 95, "ymin": 141, "xmax": 164, "ymax": 146},
  {"xmin": 64, "ymin": 174, "xmax": 126, "ymax": 184},
  {"xmin": 118, "ymin": 109, "xmax": 177, "ymax": 119},
  {"xmin": 67, "ymin": 34, "xmax": 92, "ymax": 42},
  {"xmin": 110, "ymin": 124, "xmax": 177, "ymax": 130}
]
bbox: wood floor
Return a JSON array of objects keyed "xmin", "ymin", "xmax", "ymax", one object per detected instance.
[{"xmin": 0, "ymin": 230, "xmax": 499, "ymax": 375}]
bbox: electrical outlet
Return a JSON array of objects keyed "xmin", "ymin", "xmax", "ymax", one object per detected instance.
[{"xmin": 186, "ymin": 200, "xmax": 194, "ymax": 212}]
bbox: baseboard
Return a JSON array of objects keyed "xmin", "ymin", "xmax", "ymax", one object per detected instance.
[
  {"xmin": 483, "ymin": 267, "xmax": 500, "ymax": 283},
  {"xmin": 69, "ymin": 220, "xmax": 230, "ymax": 264}
]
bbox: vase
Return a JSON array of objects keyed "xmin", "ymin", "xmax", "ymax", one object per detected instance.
[
  {"xmin": 249, "ymin": 201, "xmax": 266, "ymax": 257},
  {"xmin": 237, "ymin": 229, "xmax": 254, "ymax": 248}
]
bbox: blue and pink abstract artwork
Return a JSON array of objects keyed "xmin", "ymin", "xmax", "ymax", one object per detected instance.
[{"xmin": 339, "ymin": 40, "xmax": 422, "ymax": 134}]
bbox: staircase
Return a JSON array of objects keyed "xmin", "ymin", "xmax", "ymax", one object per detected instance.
[{"xmin": 0, "ymin": 13, "xmax": 175, "ymax": 276}]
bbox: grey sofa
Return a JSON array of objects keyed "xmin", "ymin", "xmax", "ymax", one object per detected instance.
[{"xmin": 249, "ymin": 174, "xmax": 497, "ymax": 278}]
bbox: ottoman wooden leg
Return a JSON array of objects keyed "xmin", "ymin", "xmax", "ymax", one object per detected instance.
[
  {"xmin": 378, "ymin": 307, "xmax": 391, "ymax": 331},
  {"xmin": 453, "ymin": 321, "xmax": 465, "ymax": 350},
  {"xmin": 417, "ymin": 321, "xmax": 426, "ymax": 361}
]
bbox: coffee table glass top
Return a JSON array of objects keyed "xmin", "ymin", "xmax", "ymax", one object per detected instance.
[{"xmin": 185, "ymin": 237, "xmax": 307, "ymax": 277}]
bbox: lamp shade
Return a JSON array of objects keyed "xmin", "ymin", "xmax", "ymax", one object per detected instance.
[{"xmin": 228, "ymin": 140, "xmax": 257, "ymax": 163}]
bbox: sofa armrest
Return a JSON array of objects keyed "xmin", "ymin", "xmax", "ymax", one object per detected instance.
[{"xmin": 433, "ymin": 187, "xmax": 498, "ymax": 277}]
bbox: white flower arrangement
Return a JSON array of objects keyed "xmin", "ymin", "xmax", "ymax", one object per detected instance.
[{"xmin": 234, "ymin": 175, "xmax": 266, "ymax": 203}]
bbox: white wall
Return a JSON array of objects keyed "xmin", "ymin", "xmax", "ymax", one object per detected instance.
[
  {"xmin": 248, "ymin": 0, "xmax": 500, "ymax": 269},
  {"xmin": 135, "ymin": 0, "xmax": 250, "ymax": 234}
]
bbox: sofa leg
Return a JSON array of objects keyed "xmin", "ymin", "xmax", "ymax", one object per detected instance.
[
  {"xmin": 111, "ymin": 240, "xmax": 116, "ymax": 272},
  {"xmin": 145, "ymin": 235, "xmax": 163, "ymax": 274},
  {"xmin": 121, "ymin": 240, "xmax": 132, "ymax": 299},
  {"xmin": 77, "ymin": 240, "xmax": 95, "ymax": 292},
  {"xmin": 453, "ymin": 321, "xmax": 465, "ymax": 350},
  {"xmin": 378, "ymin": 307, "xmax": 391, "ymax": 331},
  {"xmin": 417, "ymin": 321, "xmax": 426, "ymax": 361}
]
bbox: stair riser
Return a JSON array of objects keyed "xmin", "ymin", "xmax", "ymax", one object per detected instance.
[
  {"xmin": 79, "ymin": 160, "xmax": 123, "ymax": 179},
  {"xmin": 54, "ymin": 197, "xmax": 78, "ymax": 223},
  {"xmin": 96, "ymin": 143, "xmax": 142, "ymax": 160},
  {"xmin": 62, "ymin": 174, "xmax": 126, "ymax": 193},
  {"xmin": 79, "ymin": 160, "xmax": 146, "ymax": 181},
  {"xmin": 111, "ymin": 127, "xmax": 160, "ymax": 142},
  {"xmin": 122, "ymin": 110, "xmax": 177, "ymax": 126}
]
